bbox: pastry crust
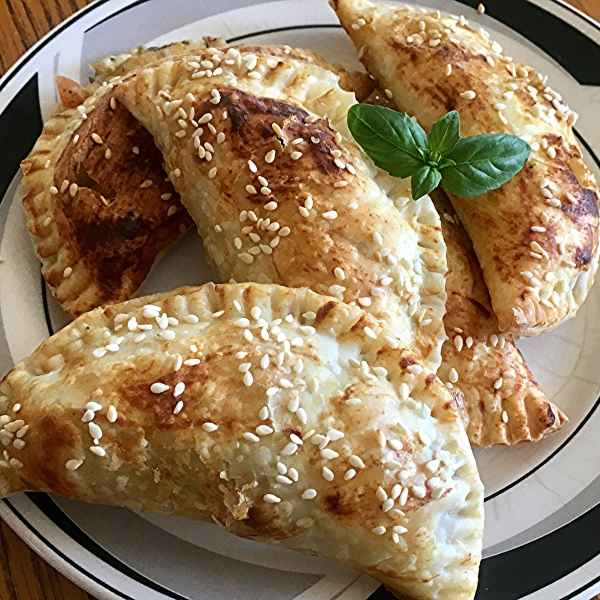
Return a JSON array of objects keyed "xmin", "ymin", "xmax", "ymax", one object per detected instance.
[
  {"xmin": 20, "ymin": 79, "xmax": 192, "ymax": 317},
  {"xmin": 431, "ymin": 190, "xmax": 567, "ymax": 447},
  {"xmin": 332, "ymin": 0, "xmax": 600, "ymax": 336},
  {"xmin": 114, "ymin": 49, "xmax": 448, "ymax": 371},
  {"xmin": 0, "ymin": 282, "xmax": 483, "ymax": 600},
  {"xmin": 92, "ymin": 41, "xmax": 376, "ymax": 101}
]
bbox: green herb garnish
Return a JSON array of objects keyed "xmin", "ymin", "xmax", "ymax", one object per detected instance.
[{"xmin": 347, "ymin": 104, "xmax": 531, "ymax": 200}]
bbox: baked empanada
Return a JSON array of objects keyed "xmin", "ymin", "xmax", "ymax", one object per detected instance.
[
  {"xmin": 431, "ymin": 190, "xmax": 567, "ymax": 447},
  {"xmin": 0, "ymin": 282, "xmax": 483, "ymax": 600},
  {"xmin": 114, "ymin": 48, "xmax": 448, "ymax": 371},
  {"xmin": 333, "ymin": 0, "xmax": 600, "ymax": 336},
  {"xmin": 20, "ymin": 78, "xmax": 193, "ymax": 317}
]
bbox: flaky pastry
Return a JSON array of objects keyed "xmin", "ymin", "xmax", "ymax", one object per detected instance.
[
  {"xmin": 0, "ymin": 282, "xmax": 483, "ymax": 600},
  {"xmin": 114, "ymin": 48, "xmax": 448, "ymax": 371},
  {"xmin": 333, "ymin": 0, "xmax": 600, "ymax": 336}
]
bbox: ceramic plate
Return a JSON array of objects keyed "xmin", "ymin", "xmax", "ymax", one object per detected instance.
[{"xmin": 1, "ymin": 0, "xmax": 600, "ymax": 598}]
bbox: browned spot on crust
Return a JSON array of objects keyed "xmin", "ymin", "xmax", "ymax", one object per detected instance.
[
  {"xmin": 400, "ymin": 356, "xmax": 417, "ymax": 369},
  {"xmin": 425, "ymin": 373, "xmax": 436, "ymax": 385},
  {"xmin": 325, "ymin": 491, "xmax": 353, "ymax": 516},
  {"xmin": 315, "ymin": 300, "xmax": 338, "ymax": 324},
  {"xmin": 23, "ymin": 410, "xmax": 80, "ymax": 495}
]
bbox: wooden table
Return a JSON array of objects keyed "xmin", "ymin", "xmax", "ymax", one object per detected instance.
[{"xmin": 1, "ymin": 0, "xmax": 600, "ymax": 598}]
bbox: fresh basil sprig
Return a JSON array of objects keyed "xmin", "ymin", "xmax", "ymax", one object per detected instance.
[{"xmin": 347, "ymin": 104, "xmax": 531, "ymax": 200}]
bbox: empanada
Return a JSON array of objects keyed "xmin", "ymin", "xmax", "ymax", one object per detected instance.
[
  {"xmin": 431, "ymin": 189, "xmax": 567, "ymax": 447},
  {"xmin": 20, "ymin": 77, "xmax": 193, "ymax": 317},
  {"xmin": 0, "ymin": 282, "xmax": 483, "ymax": 600},
  {"xmin": 333, "ymin": 0, "xmax": 600, "ymax": 336},
  {"xmin": 114, "ymin": 48, "xmax": 448, "ymax": 371}
]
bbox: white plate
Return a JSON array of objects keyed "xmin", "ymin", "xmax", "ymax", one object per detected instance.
[{"xmin": 1, "ymin": 0, "xmax": 600, "ymax": 598}]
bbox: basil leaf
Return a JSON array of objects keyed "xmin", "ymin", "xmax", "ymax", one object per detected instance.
[
  {"xmin": 428, "ymin": 111, "xmax": 460, "ymax": 156},
  {"xmin": 411, "ymin": 165, "xmax": 442, "ymax": 200},
  {"xmin": 347, "ymin": 104, "xmax": 428, "ymax": 178},
  {"xmin": 440, "ymin": 134, "xmax": 531, "ymax": 197}
]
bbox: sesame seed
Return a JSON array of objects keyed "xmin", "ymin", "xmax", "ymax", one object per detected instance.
[
  {"xmin": 349, "ymin": 455, "xmax": 365, "ymax": 469},
  {"xmin": 265, "ymin": 149, "xmax": 276, "ymax": 163},
  {"xmin": 290, "ymin": 151, "xmax": 302, "ymax": 160},
  {"xmin": 460, "ymin": 90, "xmax": 476, "ymax": 99},
  {"xmin": 299, "ymin": 207, "xmax": 309, "ymax": 217},
  {"xmin": 547, "ymin": 147, "xmax": 557, "ymax": 159},
  {"xmin": 198, "ymin": 113, "xmax": 212, "ymax": 124},
  {"xmin": 502, "ymin": 410, "xmax": 509, "ymax": 423},
  {"xmin": 302, "ymin": 489, "xmax": 317, "ymax": 499},
  {"xmin": 151, "ymin": 383, "xmax": 170, "ymax": 394},
  {"xmin": 566, "ymin": 192, "xmax": 578, "ymax": 204},
  {"xmin": 371, "ymin": 526, "xmax": 386, "ymax": 535},
  {"xmin": 243, "ymin": 371, "xmax": 253, "ymax": 386},
  {"xmin": 89, "ymin": 422, "xmax": 102, "ymax": 440},
  {"xmin": 322, "ymin": 211, "xmax": 338, "ymax": 220},
  {"xmin": 260, "ymin": 187, "xmax": 271, "ymax": 195},
  {"xmin": 281, "ymin": 442, "xmax": 298, "ymax": 455},
  {"xmin": 454, "ymin": 335, "xmax": 464, "ymax": 352},
  {"xmin": 407, "ymin": 364, "xmax": 423, "ymax": 376},
  {"xmin": 322, "ymin": 467, "xmax": 334, "ymax": 481},
  {"xmin": 448, "ymin": 368, "xmax": 459, "ymax": 383},
  {"xmin": 208, "ymin": 167, "xmax": 217, "ymax": 179},
  {"xmin": 321, "ymin": 448, "xmax": 339, "ymax": 460},
  {"xmin": 263, "ymin": 493, "xmax": 281, "ymax": 503},
  {"xmin": 65, "ymin": 459, "xmax": 83, "ymax": 471},
  {"xmin": 376, "ymin": 486, "xmax": 388, "ymax": 502},
  {"xmin": 264, "ymin": 201, "xmax": 278, "ymax": 211},
  {"xmin": 244, "ymin": 432, "xmax": 260, "ymax": 442},
  {"xmin": 358, "ymin": 297, "xmax": 373, "ymax": 308},
  {"xmin": 69, "ymin": 183, "xmax": 78, "ymax": 197},
  {"xmin": 173, "ymin": 382, "xmax": 185, "ymax": 397},
  {"xmin": 203, "ymin": 422, "xmax": 219, "ymax": 433},
  {"xmin": 91, "ymin": 133, "xmax": 103, "ymax": 144},
  {"xmin": 412, "ymin": 486, "xmax": 427, "ymax": 499}
]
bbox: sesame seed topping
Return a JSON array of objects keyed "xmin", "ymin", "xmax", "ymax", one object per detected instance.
[
  {"xmin": 322, "ymin": 467, "xmax": 334, "ymax": 481},
  {"xmin": 363, "ymin": 327, "xmax": 377, "ymax": 340},
  {"xmin": 151, "ymin": 383, "xmax": 170, "ymax": 394},
  {"xmin": 281, "ymin": 442, "xmax": 298, "ymax": 456},
  {"xmin": 502, "ymin": 410, "xmax": 509, "ymax": 423},
  {"xmin": 407, "ymin": 364, "xmax": 423, "ymax": 375},
  {"xmin": 302, "ymin": 489, "xmax": 317, "ymax": 499},
  {"xmin": 371, "ymin": 526, "xmax": 386, "ymax": 535},
  {"xmin": 321, "ymin": 448, "xmax": 339, "ymax": 460},
  {"xmin": 349, "ymin": 455, "xmax": 365, "ymax": 469},
  {"xmin": 244, "ymin": 432, "xmax": 260, "ymax": 442},
  {"xmin": 263, "ymin": 493, "xmax": 281, "ymax": 503},
  {"xmin": 243, "ymin": 371, "xmax": 253, "ymax": 386},
  {"xmin": 89, "ymin": 422, "xmax": 102, "ymax": 440},
  {"xmin": 264, "ymin": 201, "xmax": 278, "ymax": 211},
  {"xmin": 412, "ymin": 485, "xmax": 427, "ymax": 499},
  {"xmin": 322, "ymin": 211, "xmax": 338, "ymax": 220},
  {"xmin": 91, "ymin": 133, "xmax": 103, "ymax": 144},
  {"xmin": 173, "ymin": 382, "xmax": 185, "ymax": 397},
  {"xmin": 65, "ymin": 459, "xmax": 83, "ymax": 471}
]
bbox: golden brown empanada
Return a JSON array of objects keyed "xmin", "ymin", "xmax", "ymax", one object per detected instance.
[
  {"xmin": 332, "ymin": 0, "xmax": 600, "ymax": 336},
  {"xmin": 0, "ymin": 282, "xmax": 483, "ymax": 600},
  {"xmin": 20, "ymin": 78, "xmax": 193, "ymax": 317},
  {"xmin": 114, "ymin": 48, "xmax": 448, "ymax": 371},
  {"xmin": 431, "ymin": 189, "xmax": 567, "ymax": 447}
]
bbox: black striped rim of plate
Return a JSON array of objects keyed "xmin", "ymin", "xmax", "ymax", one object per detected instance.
[{"xmin": 1, "ymin": 0, "xmax": 600, "ymax": 598}]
